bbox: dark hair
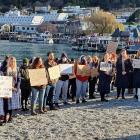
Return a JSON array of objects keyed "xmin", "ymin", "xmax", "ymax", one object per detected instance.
[
  {"xmin": 47, "ymin": 51, "xmax": 53, "ymax": 57},
  {"xmin": 32, "ymin": 57, "xmax": 44, "ymax": 68}
]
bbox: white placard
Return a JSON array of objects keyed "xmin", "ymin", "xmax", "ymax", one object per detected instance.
[
  {"xmin": 132, "ymin": 59, "xmax": 140, "ymax": 69},
  {"xmin": 100, "ymin": 62, "xmax": 112, "ymax": 72},
  {"xmin": 59, "ymin": 64, "xmax": 74, "ymax": 74},
  {"xmin": 0, "ymin": 76, "xmax": 12, "ymax": 98}
]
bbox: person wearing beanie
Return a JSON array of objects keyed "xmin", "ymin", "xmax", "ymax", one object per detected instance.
[
  {"xmin": 19, "ymin": 58, "xmax": 31, "ymax": 111},
  {"xmin": 75, "ymin": 55, "xmax": 89, "ymax": 104},
  {"xmin": 54, "ymin": 53, "xmax": 70, "ymax": 108}
]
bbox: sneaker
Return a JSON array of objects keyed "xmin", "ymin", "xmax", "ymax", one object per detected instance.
[
  {"xmin": 39, "ymin": 110, "xmax": 45, "ymax": 114},
  {"xmin": 76, "ymin": 99, "xmax": 80, "ymax": 104},
  {"xmin": 101, "ymin": 99, "xmax": 108, "ymax": 102},
  {"xmin": 55, "ymin": 103, "xmax": 60, "ymax": 109},
  {"xmin": 82, "ymin": 99, "xmax": 87, "ymax": 103},
  {"xmin": 122, "ymin": 97, "xmax": 125, "ymax": 100},
  {"xmin": 21, "ymin": 108, "xmax": 26, "ymax": 111},
  {"xmin": 25, "ymin": 108, "xmax": 29, "ymax": 111},
  {"xmin": 63, "ymin": 102, "xmax": 70, "ymax": 105},
  {"xmin": 43, "ymin": 108, "xmax": 48, "ymax": 112},
  {"xmin": 31, "ymin": 111, "xmax": 37, "ymax": 116}
]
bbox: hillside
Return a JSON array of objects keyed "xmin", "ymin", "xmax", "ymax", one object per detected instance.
[{"xmin": 0, "ymin": 0, "xmax": 140, "ymax": 12}]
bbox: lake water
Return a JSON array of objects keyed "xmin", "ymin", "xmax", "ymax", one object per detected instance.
[{"xmin": 0, "ymin": 40, "xmax": 104, "ymax": 65}]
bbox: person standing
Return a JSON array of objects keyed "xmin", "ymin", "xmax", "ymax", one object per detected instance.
[
  {"xmin": 98, "ymin": 53, "xmax": 113, "ymax": 102},
  {"xmin": 30, "ymin": 57, "xmax": 46, "ymax": 115},
  {"xmin": 19, "ymin": 58, "xmax": 31, "ymax": 111},
  {"xmin": 133, "ymin": 50, "xmax": 140, "ymax": 99},
  {"xmin": 88, "ymin": 56, "xmax": 99, "ymax": 99},
  {"xmin": 44, "ymin": 52, "xmax": 58, "ymax": 110},
  {"xmin": 4, "ymin": 56, "xmax": 21, "ymax": 123},
  {"xmin": 54, "ymin": 53, "xmax": 70, "ymax": 108},
  {"xmin": 115, "ymin": 49, "xmax": 133, "ymax": 99},
  {"xmin": 75, "ymin": 55, "xmax": 89, "ymax": 104}
]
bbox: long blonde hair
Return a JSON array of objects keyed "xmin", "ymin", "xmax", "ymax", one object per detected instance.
[{"xmin": 7, "ymin": 56, "xmax": 17, "ymax": 73}]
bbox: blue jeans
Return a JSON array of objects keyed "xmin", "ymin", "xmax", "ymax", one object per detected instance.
[
  {"xmin": 43, "ymin": 84, "xmax": 56, "ymax": 108},
  {"xmin": 31, "ymin": 87, "xmax": 46, "ymax": 110},
  {"xmin": 76, "ymin": 79, "xmax": 88, "ymax": 100}
]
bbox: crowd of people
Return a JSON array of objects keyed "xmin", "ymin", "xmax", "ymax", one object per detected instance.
[{"xmin": 0, "ymin": 49, "xmax": 140, "ymax": 125}]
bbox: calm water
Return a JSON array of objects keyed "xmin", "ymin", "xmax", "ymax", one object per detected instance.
[{"xmin": 0, "ymin": 40, "xmax": 103, "ymax": 65}]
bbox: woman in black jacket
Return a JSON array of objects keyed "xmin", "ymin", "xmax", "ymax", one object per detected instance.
[{"xmin": 115, "ymin": 49, "xmax": 133, "ymax": 99}]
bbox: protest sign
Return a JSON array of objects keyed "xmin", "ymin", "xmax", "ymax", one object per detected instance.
[
  {"xmin": 0, "ymin": 76, "xmax": 12, "ymax": 98},
  {"xmin": 77, "ymin": 65, "xmax": 90, "ymax": 76},
  {"xmin": 100, "ymin": 62, "xmax": 112, "ymax": 72},
  {"xmin": 59, "ymin": 64, "xmax": 74, "ymax": 74},
  {"xmin": 132, "ymin": 59, "xmax": 140, "ymax": 69},
  {"xmin": 48, "ymin": 65, "xmax": 61, "ymax": 80},
  {"xmin": 106, "ymin": 41, "xmax": 118, "ymax": 54},
  {"xmin": 91, "ymin": 68, "xmax": 99, "ymax": 77},
  {"xmin": 28, "ymin": 68, "xmax": 48, "ymax": 86}
]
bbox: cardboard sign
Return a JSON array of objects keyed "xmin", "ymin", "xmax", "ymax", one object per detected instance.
[
  {"xmin": 77, "ymin": 65, "xmax": 90, "ymax": 76},
  {"xmin": 28, "ymin": 68, "xmax": 48, "ymax": 86},
  {"xmin": 100, "ymin": 62, "xmax": 112, "ymax": 72},
  {"xmin": 106, "ymin": 41, "xmax": 118, "ymax": 54},
  {"xmin": 48, "ymin": 65, "xmax": 61, "ymax": 80},
  {"xmin": 132, "ymin": 59, "xmax": 140, "ymax": 69},
  {"xmin": 91, "ymin": 68, "xmax": 99, "ymax": 77},
  {"xmin": 0, "ymin": 76, "xmax": 12, "ymax": 98},
  {"xmin": 59, "ymin": 64, "xmax": 74, "ymax": 74}
]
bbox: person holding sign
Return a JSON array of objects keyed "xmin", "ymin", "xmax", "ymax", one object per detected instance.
[
  {"xmin": 98, "ymin": 53, "xmax": 113, "ymax": 102},
  {"xmin": 88, "ymin": 56, "xmax": 99, "ymax": 99},
  {"xmin": 133, "ymin": 50, "xmax": 140, "ymax": 99},
  {"xmin": 75, "ymin": 55, "xmax": 89, "ymax": 104},
  {"xmin": 30, "ymin": 57, "xmax": 47, "ymax": 115},
  {"xmin": 115, "ymin": 49, "xmax": 133, "ymax": 99},
  {"xmin": 4, "ymin": 56, "xmax": 20, "ymax": 123},
  {"xmin": 54, "ymin": 53, "xmax": 71, "ymax": 107},
  {"xmin": 44, "ymin": 52, "xmax": 58, "ymax": 110}
]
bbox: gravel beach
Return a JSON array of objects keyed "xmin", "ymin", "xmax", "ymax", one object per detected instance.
[{"xmin": 0, "ymin": 93, "xmax": 140, "ymax": 140}]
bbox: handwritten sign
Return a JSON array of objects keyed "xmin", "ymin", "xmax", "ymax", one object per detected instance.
[
  {"xmin": 100, "ymin": 62, "xmax": 112, "ymax": 72},
  {"xmin": 48, "ymin": 65, "xmax": 61, "ymax": 80},
  {"xmin": 77, "ymin": 65, "xmax": 90, "ymax": 76},
  {"xmin": 132, "ymin": 59, "xmax": 140, "ymax": 69},
  {"xmin": 91, "ymin": 68, "xmax": 99, "ymax": 77},
  {"xmin": 0, "ymin": 76, "xmax": 12, "ymax": 98},
  {"xmin": 28, "ymin": 68, "xmax": 48, "ymax": 86},
  {"xmin": 59, "ymin": 64, "xmax": 74, "ymax": 74},
  {"xmin": 106, "ymin": 41, "xmax": 118, "ymax": 54}
]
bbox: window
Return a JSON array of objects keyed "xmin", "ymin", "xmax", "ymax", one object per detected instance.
[
  {"xmin": 27, "ymin": 27, "xmax": 29, "ymax": 30},
  {"xmin": 22, "ymin": 27, "xmax": 25, "ymax": 30}
]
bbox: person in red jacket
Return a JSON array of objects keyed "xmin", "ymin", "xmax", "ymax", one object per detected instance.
[{"xmin": 75, "ymin": 55, "xmax": 89, "ymax": 104}]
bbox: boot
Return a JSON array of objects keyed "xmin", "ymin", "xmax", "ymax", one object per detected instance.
[
  {"xmin": 39, "ymin": 107, "xmax": 45, "ymax": 114},
  {"xmin": 31, "ymin": 104, "xmax": 37, "ymax": 115}
]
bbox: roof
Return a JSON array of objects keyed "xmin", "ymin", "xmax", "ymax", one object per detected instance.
[
  {"xmin": 35, "ymin": 13, "xmax": 68, "ymax": 22},
  {"xmin": 112, "ymin": 28, "xmax": 120, "ymax": 37},
  {"xmin": 0, "ymin": 15, "xmax": 44, "ymax": 26}
]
